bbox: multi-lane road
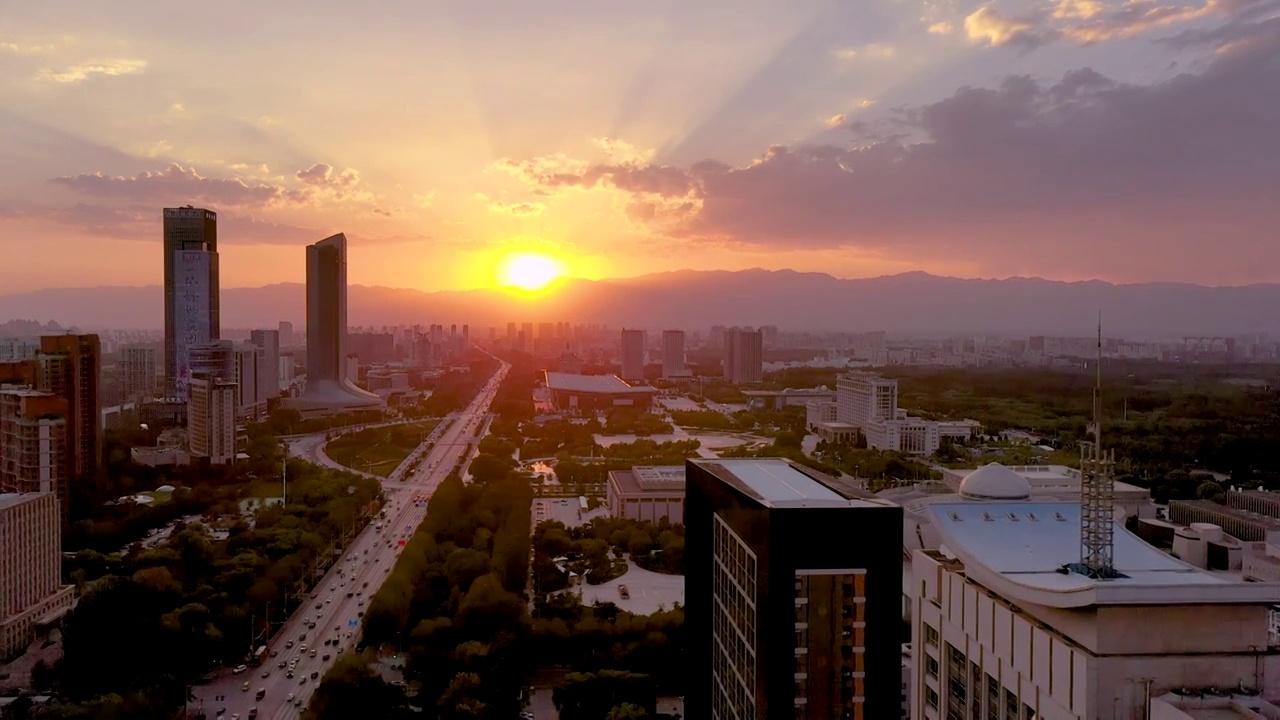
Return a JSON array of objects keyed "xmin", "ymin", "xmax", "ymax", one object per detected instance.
[{"xmin": 193, "ymin": 361, "xmax": 509, "ymax": 720}]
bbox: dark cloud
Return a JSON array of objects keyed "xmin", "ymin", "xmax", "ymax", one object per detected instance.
[
  {"xmin": 505, "ymin": 32, "xmax": 1280, "ymax": 275},
  {"xmin": 49, "ymin": 163, "xmax": 285, "ymax": 208}
]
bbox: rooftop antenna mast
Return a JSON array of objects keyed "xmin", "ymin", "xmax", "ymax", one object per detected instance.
[{"xmin": 1078, "ymin": 311, "xmax": 1118, "ymax": 578}]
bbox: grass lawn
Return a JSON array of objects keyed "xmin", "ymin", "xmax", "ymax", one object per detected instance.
[{"xmin": 325, "ymin": 420, "xmax": 441, "ymax": 476}]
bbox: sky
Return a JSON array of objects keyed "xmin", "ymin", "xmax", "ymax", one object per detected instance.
[{"xmin": 1, "ymin": 0, "xmax": 1278, "ymax": 293}]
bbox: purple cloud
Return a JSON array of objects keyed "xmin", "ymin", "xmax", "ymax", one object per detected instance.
[{"xmin": 49, "ymin": 163, "xmax": 285, "ymax": 208}]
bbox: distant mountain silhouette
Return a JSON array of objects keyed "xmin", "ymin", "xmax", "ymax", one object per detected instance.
[{"xmin": 2, "ymin": 270, "xmax": 1278, "ymax": 336}]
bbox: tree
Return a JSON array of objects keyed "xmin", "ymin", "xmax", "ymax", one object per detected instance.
[
  {"xmin": 553, "ymin": 670, "xmax": 657, "ymax": 720},
  {"xmin": 606, "ymin": 703, "xmax": 651, "ymax": 720},
  {"xmin": 305, "ymin": 653, "xmax": 400, "ymax": 720},
  {"xmin": 468, "ymin": 453, "xmax": 514, "ymax": 484}
]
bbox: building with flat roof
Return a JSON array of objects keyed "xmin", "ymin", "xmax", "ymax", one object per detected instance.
[
  {"xmin": 0, "ymin": 388, "xmax": 67, "ymax": 522},
  {"xmin": 620, "ymin": 329, "xmax": 646, "ymax": 381},
  {"xmin": 607, "ymin": 465, "xmax": 686, "ymax": 523},
  {"xmin": 686, "ymin": 457, "xmax": 903, "ymax": 720},
  {"xmin": 248, "ymin": 329, "xmax": 280, "ymax": 405},
  {"xmin": 835, "ymin": 372, "xmax": 977, "ymax": 454},
  {"xmin": 0, "ymin": 492, "xmax": 74, "ymax": 659},
  {"xmin": 722, "ymin": 327, "xmax": 763, "ymax": 384},
  {"xmin": 120, "ymin": 344, "xmax": 158, "ymax": 402},
  {"xmin": 188, "ymin": 374, "xmax": 237, "ymax": 464},
  {"xmin": 910, "ymin": 500, "xmax": 1280, "ymax": 720},
  {"xmin": 742, "ymin": 387, "xmax": 835, "ymax": 411},
  {"xmin": 164, "ymin": 206, "xmax": 219, "ymax": 399},
  {"xmin": 662, "ymin": 330, "xmax": 688, "ymax": 379},
  {"xmin": 543, "ymin": 371, "xmax": 657, "ymax": 411}
]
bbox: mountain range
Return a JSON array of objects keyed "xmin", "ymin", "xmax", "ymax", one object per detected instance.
[{"xmin": 3, "ymin": 270, "xmax": 1278, "ymax": 336}]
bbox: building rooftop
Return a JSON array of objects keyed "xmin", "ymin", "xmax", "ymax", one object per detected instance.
[
  {"xmin": 927, "ymin": 501, "xmax": 1280, "ymax": 608},
  {"xmin": 0, "ymin": 493, "xmax": 43, "ymax": 511},
  {"xmin": 946, "ymin": 463, "xmax": 1149, "ymax": 497},
  {"xmin": 741, "ymin": 387, "xmax": 834, "ymax": 397},
  {"xmin": 544, "ymin": 371, "xmax": 657, "ymax": 395},
  {"xmin": 609, "ymin": 465, "xmax": 686, "ymax": 496},
  {"xmin": 958, "ymin": 463, "xmax": 1033, "ymax": 500},
  {"xmin": 693, "ymin": 458, "xmax": 889, "ymax": 509}
]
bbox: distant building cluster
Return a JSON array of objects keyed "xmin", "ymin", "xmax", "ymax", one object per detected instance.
[{"xmin": 806, "ymin": 372, "xmax": 978, "ymax": 454}]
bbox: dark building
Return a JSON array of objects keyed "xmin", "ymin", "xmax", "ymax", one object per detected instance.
[
  {"xmin": 38, "ymin": 335, "xmax": 101, "ymax": 490},
  {"xmin": 686, "ymin": 458, "xmax": 902, "ymax": 720},
  {"xmin": 348, "ymin": 332, "xmax": 396, "ymax": 364},
  {"xmin": 163, "ymin": 206, "xmax": 220, "ymax": 397}
]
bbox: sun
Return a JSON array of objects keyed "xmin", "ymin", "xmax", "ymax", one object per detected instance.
[{"xmin": 497, "ymin": 252, "xmax": 563, "ymax": 291}]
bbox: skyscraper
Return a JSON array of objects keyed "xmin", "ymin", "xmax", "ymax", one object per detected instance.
[
  {"xmin": 620, "ymin": 328, "xmax": 646, "ymax": 381},
  {"xmin": 278, "ymin": 321, "xmax": 294, "ymax": 346},
  {"xmin": 685, "ymin": 458, "xmax": 903, "ymax": 720},
  {"xmin": 248, "ymin": 329, "xmax": 281, "ymax": 404},
  {"xmin": 163, "ymin": 206, "xmax": 220, "ymax": 398},
  {"xmin": 289, "ymin": 233, "xmax": 382, "ymax": 414},
  {"xmin": 188, "ymin": 374, "xmax": 238, "ymax": 464},
  {"xmin": 662, "ymin": 330, "xmax": 686, "ymax": 379},
  {"xmin": 723, "ymin": 327, "xmax": 763, "ymax": 384}
]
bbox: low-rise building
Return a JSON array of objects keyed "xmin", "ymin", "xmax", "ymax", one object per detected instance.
[
  {"xmin": 741, "ymin": 387, "xmax": 835, "ymax": 410},
  {"xmin": 543, "ymin": 371, "xmax": 657, "ymax": 411},
  {"xmin": 606, "ymin": 465, "xmax": 686, "ymax": 524},
  {"xmin": 0, "ymin": 492, "xmax": 75, "ymax": 658},
  {"xmin": 910, "ymin": 500, "xmax": 1280, "ymax": 720}
]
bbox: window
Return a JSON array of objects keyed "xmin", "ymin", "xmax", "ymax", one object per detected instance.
[
  {"xmin": 926, "ymin": 656, "xmax": 940, "ymax": 679},
  {"xmin": 926, "ymin": 687, "xmax": 940, "ymax": 709},
  {"xmin": 924, "ymin": 624, "xmax": 939, "ymax": 647}
]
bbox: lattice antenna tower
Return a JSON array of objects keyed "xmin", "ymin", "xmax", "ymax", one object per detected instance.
[{"xmin": 1079, "ymin": 312, "xmax": 1118, "ymax": 577}]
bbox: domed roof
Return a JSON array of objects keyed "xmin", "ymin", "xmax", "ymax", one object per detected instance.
[{"xmin": 958, "ymin": 463, "xmax": 1033, "ymax": 501}]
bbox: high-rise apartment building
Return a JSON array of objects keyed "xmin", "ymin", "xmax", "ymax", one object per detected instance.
[
  {"xmin": 0, "ymin": 492, "xmax": 75, "ymax": 657},
  {"xmin": 120, "ymin": 345, "xmax": 158, "ymax": 401},
  {"xmin": 685, "ymin": 458, "xmax": 903, "ymax": 720},
  {"xmin": 278, "ymin": 321, "xmax": 294, "ymax": 347},
  {"xmin": 722, "ymin": 327, "xmax": 763, "ymax": 384},
  {"xmin": 233, "ymin": 345, "xmax": 261, "ymax": 417},
  {"xmin": 620, "ymin": 329, "xmax": 646, "ymax": 381},
  {"xmin": 0, "ymin": 388, "xmax": 67, "ymax": 499},
  {"xmin": 188, "ymin": 374, "xmax": 237, "ymax": 464},
  {"xmin": 662, "ymin": 330, "xmax": 687, "ymax": 379},
  {"xmin": 163, "ymin": 207, "xmax": 220, "ymax": 399},
  {"xmin": 279, "ymin": 354, "xmax": 296, "ymax": 392},
  {"xmin": 289, "ymin": 233, "xmax": 382, "ymax": 415},
  {"xmin": 37, "ymin": 335, "xmax": 100, "ymax": 486},
  {"xmin": 248, "ymin": 329, "xmax": 281, "ymax": 403}
]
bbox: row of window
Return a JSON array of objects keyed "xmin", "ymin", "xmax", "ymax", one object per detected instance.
[{"xmin": 918, "ymin": 626, "xmax": 1039, "ymax": 720}]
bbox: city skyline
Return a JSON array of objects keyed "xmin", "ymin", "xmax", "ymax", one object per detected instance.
[{"xmin": 2, "ymin": 0, "xmax": 1279, "ymax": 294}]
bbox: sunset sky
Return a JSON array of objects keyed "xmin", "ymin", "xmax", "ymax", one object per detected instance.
[{"xmin": 2, "ymin": 0, "xmax": 1277, "ymax": 293}]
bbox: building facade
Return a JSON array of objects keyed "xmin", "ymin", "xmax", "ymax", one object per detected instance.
[
  {"xmin": 0, "ymin": 492, "xmax": 75, "ymax": 658},
  {"xmin": 120, "ymin": 345, "xmax": 158, "ymax": 401},
  {"xmin": 37, "ymin": 335, "xmax": 101, "ymax": 487},
  {"xmin": 0, "ymin": 388, "xmax": 67, "ymax": 517},
  {"xmin": 723, "ymin": 327, "xmax": 764, "ymax": 384},
  {"xmin": 607, "ymin": 465, "xmax": 686, "ymax": 523},
  {"xmin": 620, "ymin": 329, "xmax": 646, "ymax": 381},
  {"xmin": 188, "ymin": 374, "xmax": 237, "ymax": 464},
  {"xmin": 233, "ymin": 345, "xmax": 261, "ymax": 417},
  {"xmin": 248, "ymin": 329, "xmax": 281, "ymax": 404},
  {"xmin": 686, "ymin": 458, "xmax": 903, "ymax": 720},
  {"xmin": 911, "ymin": 501, "xmax": 1280, "ymax": 720},
  {"xmin": 543, "ymin": 371, "xmax": 658, "ymax": 411},
  {"xmin": 662, "ymin": 330, "xmax": 687, "ymax": 379},
  {"xmin": 163, "ymin": 206, "xmax": 220, "ymax": 399},
  {"xmin": 288, "ymin": 233, "xmax": 383, "ymax": 415}
]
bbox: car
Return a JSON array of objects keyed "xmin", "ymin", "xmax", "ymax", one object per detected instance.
[
  {"xmin": 326, "ymin": 598, "xmax": 332, "ymax": 604},
  {"xmin": 322, "ymin": 654, "xmax": 330, "ymax": 661},
  {"xmin": 618, "ymin": 584, "xmax": 631, "ymax": 600},
  {"xmin": 278, "ymin": 660, "xmax": 286, "ymax": 669},
  {"xmin": 241, "ymin": 681, "xmax": 250, "ymax": 692},
  {"xmin": 347, "ymin": 592, "xmax": 354, "ymax": 598},
  {"xmin": 286, "ymin": 671, "xmax": 294, "ymax": 679},
  {"xmin": 357, "ymin": 598, "xmax": 364, "ymax": 606},
  {"xmin": 330, "ymin": 584, "xmax": 336, "ymax": 591},
  {"xmin": 232, "ymin": 664, "xmax": 248, "ymax": 674},
  {"xmin": 295, "ymin": 697, "xmax": 304, "ymax": 707},
  {"xmin": 311, "ymin": 671, "xmax": 319, "ymax": 679},
  {"xmin": 310, "ymin": 649, "xmax": 317, "ymax": 658},
  {"xmin": 315, "ymin": 603, "xmax": 322, "ymax": 610},
  {"xmin": 285, "ymin": 639, "xmax": 294, "ymax": 649},
  {"xmin": 300, "ymin": 643, "xmax": 307, "ymax": 651},
  {"xmin": 261, "ymin": 670, "xmax": 270, "ymax": 678},
  {"xmin": 286, "ymin": 694, "xmax": 294, "ymax": 702},
  {"xmin": 362, "ymin": 581, "xmax": 369, "ymax": 588},
  {"xmin": 300, "ymin": 677, "xmax": 307, "ymax": 684}
]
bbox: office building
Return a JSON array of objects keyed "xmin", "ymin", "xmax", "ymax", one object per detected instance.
[
  {"xmin": 722, "ymin": 327, "xmax": 763, "ymax": 384},
  {"xmin": 826, "ymin": 373, "xmax": 976, "ymax": 454},
  {"xmin": 685, "ymin": 458, "xmax": 903, "ymax": 720},
  {"xmin": 910, "ymin": 501, "xmax": 1280, "ymax": 719},
  {"xmin": 163, "ymin": 206, "xmax": 220, "ymax": 398},
  {"xmin": 233, "ymin": 345, "xmax": 261, "ymax": 417},
  {"xmin": 278, "ymin": 321, "xmax": 294, "ymax": 347},
  {"xmin": 607, "ymin": 465, "xmax": 686, "ymax": 523},
  {"xmin": 0, "ymin": 388, "xmax": 67, "ymax": 510},
  {"xmin": 662, "ymin": 330, "xmax": 688, "ymax": 379},
  {"xmin": 120, "ymin": 345, "xmax": 158, "ymax": 401},
  {"xmin": 188, "ymin": 340, "xmax": 235, "ymax": 383},
  {"xmin": 288, "ymin": 233, "xmax": 383, "ymax": 415},
  {"xmin": 37, "ymin": 335, "xmax": 101, "ymax": 486},
  {"xmin": 0, "ymin": 338, "xmax": 40, "ymax": 362},
  {"xmin": 279, "ymin": 354, "xmax": 295, "ymax": 392},
  {"xmin": 188, "ymin": 374, "xmax": 237, "ymax": 464},
  {"xmin": 0, "ymin": 492, "xmax": 75, "ymax": 658},
  {"xmin": 248, "ymin": 329, "xmax": 280, "ymax": 404},
  {"xmin": 621, "ymin": 329, "xmax": 646, "ymax": 381}
]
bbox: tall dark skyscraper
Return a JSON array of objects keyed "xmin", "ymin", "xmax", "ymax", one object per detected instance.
[
  {"xmin": 163, "ymin": 206, "xmax": 219, "ymax": 399},
  {"xmin": 685, "ymin": 458, "xmax": 902, "ymax": 720},
  {"xmin": 288, "ymin": 233, "xmax": 381, "ymax": 414}
]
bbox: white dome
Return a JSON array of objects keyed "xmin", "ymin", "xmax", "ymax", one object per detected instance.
[{"xmin": 958, "ymin": 463, "xmax": 1033, "ymax": 501}]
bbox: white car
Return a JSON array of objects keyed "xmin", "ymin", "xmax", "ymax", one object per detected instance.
[{"xmin": 232, "ymin": 664, "xmax": 248, "ymax": 674}]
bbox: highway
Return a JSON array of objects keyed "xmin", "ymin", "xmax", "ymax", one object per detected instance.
[{"xmin": 193, "ymin": 360, "xmax": 509, "ymax": 720}]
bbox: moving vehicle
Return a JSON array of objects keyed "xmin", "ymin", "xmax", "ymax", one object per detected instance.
[
  {"xmin": 232, "ymin": 664, "xmax": 248, "ymax": 675},
  {"xmin": 241, "ymin": 681, "xmax": 250, "ymax": 692},
  {"xmin": 255, "ymin": 688, "xmax": 266, "ymax": 700}
]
